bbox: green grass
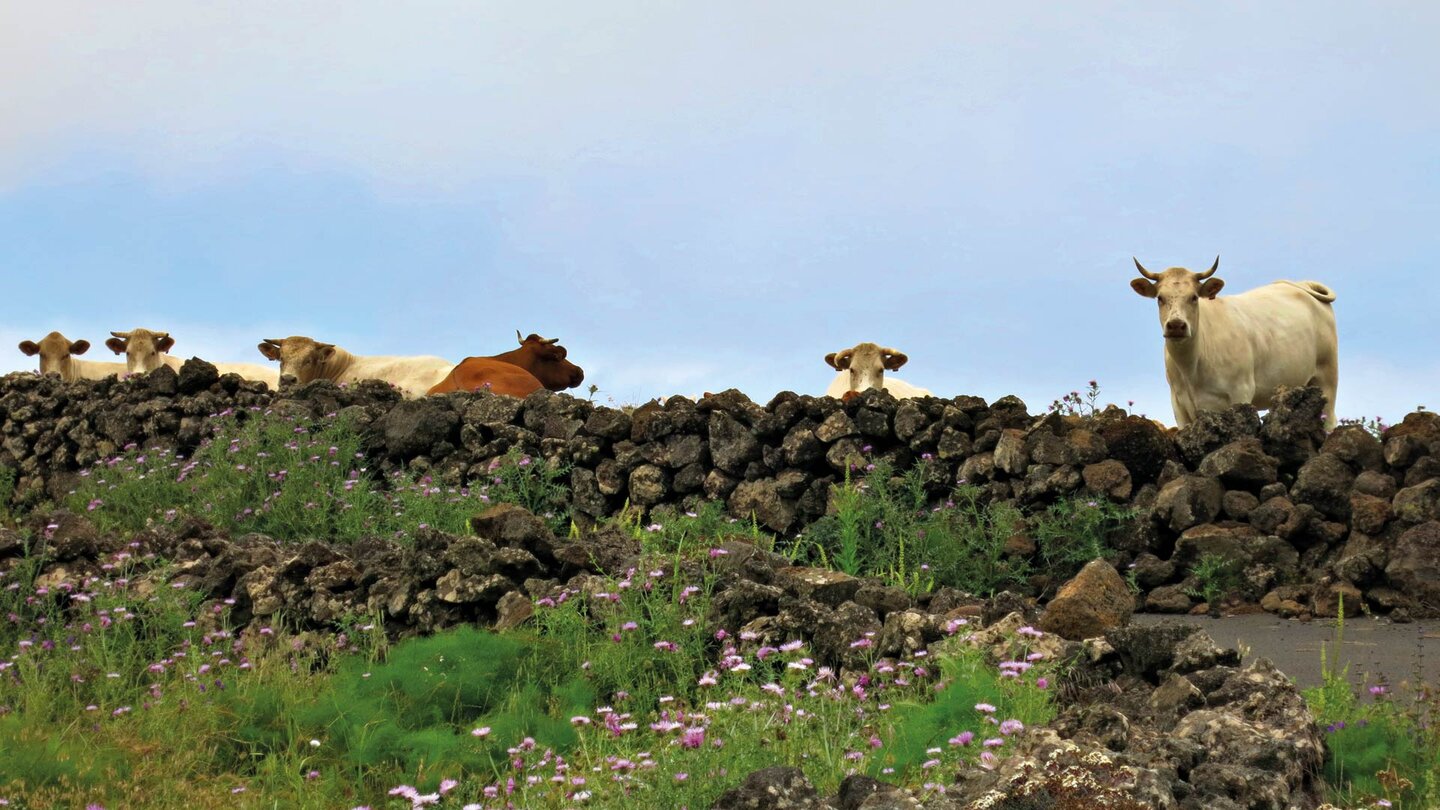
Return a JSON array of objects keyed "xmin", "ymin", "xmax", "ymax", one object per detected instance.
[
  {"xmin": 797, "ymin": 454, "xmax": 1133, "ymax": 597},
  {"xmin": 65, "ymin": 411, "xmax": 565, "ymax": 543},
  {"xmin": 0, "ymin": 533, "xmax": 1060, "ymax": 809},
  {"xmin": 16, "ymin": 406, "xmax": 1436, "ymax": 808},
  {"xmin": 0, "ymin": 465, "xmax": 17, "ymax": 526},
  {"xmin": 1183, "ymin": 553, "xmax": 1242, "ymax": 609},
  {"xmin": 1303, "ymin": 604, "xmax": 1440, "ymax": 809}
]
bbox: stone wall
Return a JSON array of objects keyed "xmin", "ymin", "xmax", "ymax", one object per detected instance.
[{"xmin": 2, "ymin": 362, "xmax": 1438, "ymax": 617}]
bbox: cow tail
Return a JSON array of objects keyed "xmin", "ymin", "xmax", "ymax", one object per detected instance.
[
  {"xmin": 1289, "ymin": 280, "xmax": 1336, "ymax": 304},
  {"xmin": 1304, "ymin": 282, "xmax": 1336, "ymax": 304}
]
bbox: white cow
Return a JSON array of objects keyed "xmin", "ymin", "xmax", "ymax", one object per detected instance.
[
  {"xmin": 1130, "ymin": 256, "xmax": 1339, "ymax": 429},
  {"xmin": 18, "ymin": 332, "xmax": 127, "ymax": 381},
  {"xmin": 257, "ymin": 336, "xmax": 453, "ymax": 398},
  {"xmin": 824, "ymin": 342, "xmax": 933, "ymax": 400},
  {"xmin": 106, "ymin": 329, "xmax": 280, "ymax": 388}
]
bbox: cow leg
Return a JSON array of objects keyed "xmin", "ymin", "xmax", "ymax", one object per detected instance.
[
  {"xmin": 1171, "ymin": 390, "xmax": 1193, "ymax": 428},
  {"xmin": 1230, "ymin": 379, "xmax": 1257, "ymax": 411},
  {"xmin": 1312, "ymin": 363, "xmax": 1340, "ymax": 431}
]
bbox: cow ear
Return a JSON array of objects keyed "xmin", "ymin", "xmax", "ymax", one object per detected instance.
[
  {"xmin": 157, "ymin": 335, "xmax": 175, "ymax": 352},
  {"xmin": 18, "ymin": 341, "xmax": 40, "ymax": 356},
  {"xmin": 1130, "ymin": 278, "xmax": 1158, "ymax": 298},
  {"xmin": 70, "ymin": 340, "xmax": 91, "ymax": 355},
  {"xmin": 105, "ymin": 337, "xmax": 128, "ymax": 355},
  {"xmin": 1200, "ymin": 278, "xmax": 1225, "ymax": 299},
  {"xmin": 258, "ymin": 342, "xmax": 282, "ymax": 361},
  {"xmin": 826, "ymin": 351, "xmax": 851, "ymax": 370},
  {"xmin": 319, "ymin": 345, "xmax": 336, "ymax": 359},
  {"xmin": 881, "ymin": 349, "xmax": 908, "ymax": 371}
]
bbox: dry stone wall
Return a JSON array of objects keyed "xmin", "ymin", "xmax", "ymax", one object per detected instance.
[{"xmin": 3, "ymin": 362, "xmax": 1438, "ymax": 617}]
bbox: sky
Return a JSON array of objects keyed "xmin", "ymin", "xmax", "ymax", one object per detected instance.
[{"xmin": 2, "ymin": 2, "xmax": 1436, "ymax": 423}]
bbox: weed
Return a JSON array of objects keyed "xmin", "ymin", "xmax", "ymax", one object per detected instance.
[
  {"xmin": 1303, "ymin": 597, "xmax": 1440, "ymax": 808},
  {"xmin": 64, "ymin": 411, "xmax": 556, "ymax": 543},
  {"xmin": 1338, "ymin": 415, "xmax": 1391, "ymax": 439},
  {"xmin": 1027, "ymin": 495, "xmax": 1135, "ymax": 588},
  {"xmin": 0, "ymin": 531, "xmax": 1067, "ymax": 809},
  {"xmin": 476, "ymin": 447, "xmax": 571, "ymax": 533},
  {"xmin": 1183, "ymin": 553, "xmax": 1242, "ymax": 611},
  {"xmin": 876, "ymin": 636, "xmax": 1056, "ymax": 775},
  {"xmin": 635, "ymin": 500, "xmax": 775, "ymax": 557},
  {"xmin": 0, "ymin": 466, "xmax": 15, "ymax": 523},
  {"xmin": 1050, "ymin": 380, "xmax": 1107, "ymax": 418},
  {"xmin": 802, "ymin": 453, "xmax": 1131, "ymax": 597}
]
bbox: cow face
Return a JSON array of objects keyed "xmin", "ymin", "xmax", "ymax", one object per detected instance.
[
  {"xmin": 18, "ymin": 331, "xmax": 90, "ymax": 378},
  {"xmin": 1130, "ymin": 257, "xmax": 1224, "ymax": 341},
  {"xmin": 106, "ymin": 329, "xmax": 175, "ymax": 374},
  {"xmin": 515, "ymin": 332, "xmax": 585, "ymax": 391},
  {"xmin": 257, "ymin": 336, "xmax": 337, "ymax": 383},
  {"xmin": 826, "ymin": 342, "xmax": 908, "ymax": 394}
]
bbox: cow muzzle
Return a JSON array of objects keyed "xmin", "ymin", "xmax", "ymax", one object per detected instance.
[{"xmin": 1164, "ymin": 320, "xmax": 1189, "ymax": 340}]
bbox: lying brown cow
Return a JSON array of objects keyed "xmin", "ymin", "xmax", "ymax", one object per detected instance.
[{"xmin": 427, "ymin": 331, "xmax": 585, "ymax": 397}]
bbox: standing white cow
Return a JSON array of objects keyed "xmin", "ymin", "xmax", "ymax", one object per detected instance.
[
  {"xmin": 106, "ymin": 329, "xmax": 280, "ymax": 387},
  {"xmin": 257, "ymin": 336, "xmax": 453, "ymax": 398},
  {"xmin": 824, "ymin": 342, "xmax": 933, "ymax": 400},
  {"xmin": 1130, "ymin": 257, "xmax": 1339, "ymax": 429},
  {"xmin": 18, "ymin": 332, "xmax": 127, "ymax": 381}
]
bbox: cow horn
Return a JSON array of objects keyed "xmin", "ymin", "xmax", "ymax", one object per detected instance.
[
  {"xmin": 261, "ymin": 338, "xmax": 283, "ymax": 346},
  {"xmin": 110, "ymin": 331, "xmax": 131, "ymax": 339},
  {"xmin": 1132, "ymin": 258, "xmax": 1159, "ymax": 281},
  {"xmin": 1196, "ymin": 255, "xmax": 1220, "ymax": 280},
  {"xmin": 516, "ymin": 329, "xmax": 525, "ymax": 345},
  {"xmin": 543, "ymin": 337, "xmax": 559, "ymax": 345}
]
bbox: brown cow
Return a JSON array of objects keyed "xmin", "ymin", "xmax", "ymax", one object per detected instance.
[{"xmin": 428, "ymin": 331, "xmax": 585, "ymax": 396}]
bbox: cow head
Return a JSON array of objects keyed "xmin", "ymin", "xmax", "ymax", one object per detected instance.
[
  {"xmin": 510, "ymin": 330, "xmax": 585, "ymax": 391},
  {"xmin": 257, "ymin": 336, "xmax": 338, "ymax": 383},
  {"xmin": 106, "ymin": 329, "xmax": 175, "ymax": 374},
  {"xmin": 825, "ymin": 342, "xmax": 908, "ymax": 395},
  {"xmin": 1130, "ymin": 257, "xmax": 1224, "ymax": 341},
  {"xmin": 18, "ymin": 331, "xmax": 91, "ymax": 378}
]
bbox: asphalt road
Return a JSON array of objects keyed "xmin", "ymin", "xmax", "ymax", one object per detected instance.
[{"xmin": 1131, "ymin": 613, "xmax": 1440, "ymax": 692}]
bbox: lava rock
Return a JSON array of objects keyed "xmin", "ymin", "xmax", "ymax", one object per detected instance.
[
  {"xmin": 1038, "ymin": 559, "xmax": 1135, "ymax": 640},
  {"xmin": 1153, "ymin": 476, "xmax": 1224, "ymax": 533}
]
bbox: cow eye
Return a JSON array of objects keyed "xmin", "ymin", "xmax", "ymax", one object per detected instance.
[{"xmin": 1190, "ymin": 295, "xmax": 1199, "ymax": 303}]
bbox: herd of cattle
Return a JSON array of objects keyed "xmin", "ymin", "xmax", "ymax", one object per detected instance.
[{"xmin": 14, "ymin": 258, "xmax": 1342, "ymax": 429}]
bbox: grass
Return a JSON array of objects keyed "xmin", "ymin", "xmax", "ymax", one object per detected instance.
[
  {"xmin": 0, "ymin": 538, "xmax": 1060, "ymax": 808},
  {"xmin": 0, "ymin": 465, "xmax": 16, "ymax": 524},
  {"xmin": 1303, "ymin": 602, "xmax": 1440, "ymax": 809},
  {"xmin": 1, "ymin": 410, "xmax": 1073, "ymax": 807},
  {"xmin": 1183, "ymin": 553, "xmax": 1242, "ymax": 614},
  {"xmin": 64, "ymin": 410, "xmax": 567, "ymax": 543},
  {"xmin": 8, "ymin": 406, "xmax": 1437, "ymax": 808},
  {"xmin": 797, "ymin": 453, "xmax": 1134, "ymax": 597}
]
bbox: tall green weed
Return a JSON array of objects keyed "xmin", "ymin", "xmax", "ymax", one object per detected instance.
[
  {"xmin": 1304, "ymin": 606, "xmax": 1440, "ymax": 809},
  {"xmin": 0, "ymin": 465, "xmax": 15, "ymax": 523},
  {"xmin": 66, "ymin": 411, "xmax": 562, "ymax": 542},
  {"xmin": 801, "ymin": 455, "xmax": 1132, "ymax": 596}
]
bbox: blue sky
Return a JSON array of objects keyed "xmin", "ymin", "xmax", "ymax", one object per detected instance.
[{"xmin": 2, "ymin": 2, "xmax": 1436, "ymax": 422}]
